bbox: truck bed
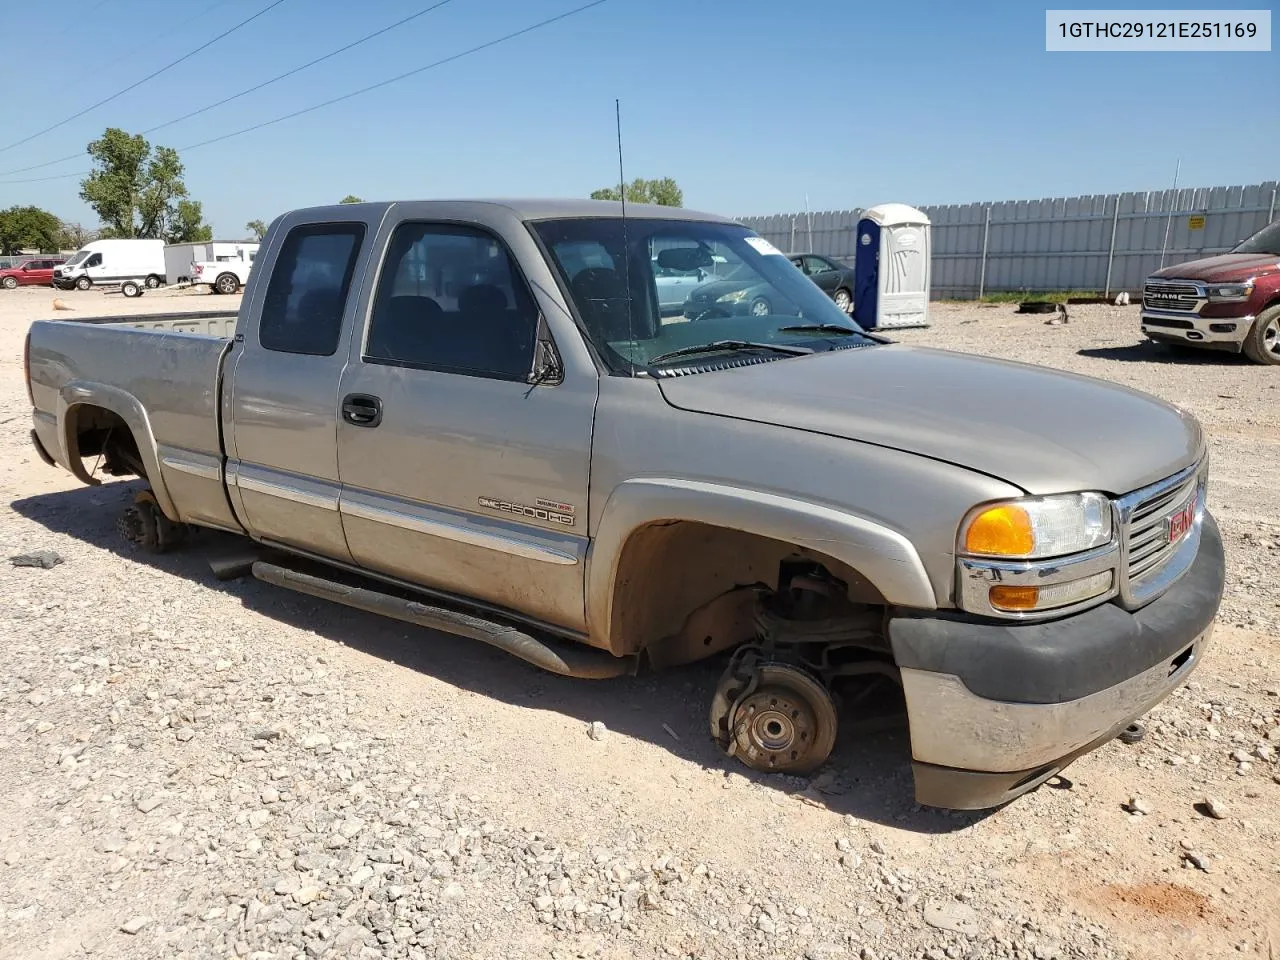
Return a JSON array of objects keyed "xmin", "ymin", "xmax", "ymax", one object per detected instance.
[
  {"xmin": 54, "ymin": 309, "xmax": 240, "ymax": 338},
  {"xmin": 27, "ymin": 311, "xmax": 240, "ymax": 532}
]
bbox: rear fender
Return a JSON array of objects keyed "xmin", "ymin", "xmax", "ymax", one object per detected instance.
[
  {"xmin": 57, "ymin": 381, "xmax": 177, "ymax": 520},
  {"xmin": 587, "ymin": 477, "xmax": 935, "ymax": 653}
]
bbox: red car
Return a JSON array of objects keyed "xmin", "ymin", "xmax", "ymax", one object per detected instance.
[
  {"xmin": 1141, "ymin": 219, "xmax": 1280, "ymax": 364},
  {"xmin": 0, "ymin": 257, "xmax": 67, "ymax": 289}
]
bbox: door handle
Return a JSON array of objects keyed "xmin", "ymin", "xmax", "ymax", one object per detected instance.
[{"xmin": 341, "ymin": 393, "xmax": 383, "ymax": 427}]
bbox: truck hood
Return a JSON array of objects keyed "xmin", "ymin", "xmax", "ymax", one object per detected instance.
[
  {"xmin": 657, "ymin": 344, "xmax": 1203, "ymax": 496},
  {"xmin": 1151, "ymin": 252, "xmax": 1280, "ymax": 283}
]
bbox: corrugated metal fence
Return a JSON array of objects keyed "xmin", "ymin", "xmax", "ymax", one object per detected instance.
[{"xmin": 739, "ymin": 180, "xmax": 1278, "ymax": 298}]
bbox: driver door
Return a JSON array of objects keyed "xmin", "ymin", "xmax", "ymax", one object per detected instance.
[
  {"xmin": 335, "ymin": 218, "xmax": 595, "ymax": 631},
  {"xmin": 84, "ymin": 251, "xmax": 106, "ymax": 284}
]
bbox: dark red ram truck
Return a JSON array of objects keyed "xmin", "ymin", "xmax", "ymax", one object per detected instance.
[{"xmin": 1141, "ymin": 219, "xmax": 1280, "ymax": 365}]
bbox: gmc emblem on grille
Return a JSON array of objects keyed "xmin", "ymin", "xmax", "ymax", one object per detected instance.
[{"xmin": 1165, "ymin": 495, "xmax": 1197, "ymax": 545}]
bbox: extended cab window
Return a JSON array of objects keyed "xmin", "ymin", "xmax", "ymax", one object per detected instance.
[
  {"xmin": 364, "ymin": 223, "xmax": 537, "ymax": 380},
  {"xmin": 260, "ymin": 223, "xmax": 365, "ymax": 356}
]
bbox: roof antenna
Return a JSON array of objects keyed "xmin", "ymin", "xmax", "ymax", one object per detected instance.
[{"xmin": 615, "ymin": 97, "xmax": 637, "ymax": 373}]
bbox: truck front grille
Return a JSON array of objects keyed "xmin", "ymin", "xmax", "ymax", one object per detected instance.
[
  {"xmin": 1143, "ymin": 280, "xmax": 1203, "ymax": 313},
  {"xmin": 1117, "ymin": 461, "xmax": 1206, "ymax": 607}
]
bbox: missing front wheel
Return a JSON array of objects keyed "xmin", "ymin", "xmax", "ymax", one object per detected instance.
[{"xmin": 710, "ymin": 648, "xmax": 838, "ymax": 775}]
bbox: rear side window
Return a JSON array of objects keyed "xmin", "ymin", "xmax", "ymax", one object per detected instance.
[
  {"xmin": 364, "ymin": 222, "xmax": 538, "ymax": 380},
  {"xmin": 260, "ymin": 223, "xmax": 365, "ymax": 356}
]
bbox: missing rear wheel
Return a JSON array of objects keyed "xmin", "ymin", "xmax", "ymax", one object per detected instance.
[{"xmin": 116, "ymin": 491, "xmax": 187, "ymax": 554}]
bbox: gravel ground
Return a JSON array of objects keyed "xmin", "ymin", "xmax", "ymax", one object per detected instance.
[{"xmin": 1, "ymin": 287, "xmax": 1277, "ymax": 960}]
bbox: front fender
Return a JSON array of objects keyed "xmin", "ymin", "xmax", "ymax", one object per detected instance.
[
  {"xmin": 58, "ymin": 381, "xmax": 178, "ymax": 521},
  {"xmin": 586, "ymin": 477, "xmax": 936, "ymax": 649}
]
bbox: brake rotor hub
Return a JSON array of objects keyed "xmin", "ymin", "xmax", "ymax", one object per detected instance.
[
  {"xmin": 716, "ymin": 660, "xmax": 838, "ymax": 775},
  {"xmin": 739, "ymin": 689, "xmax": 814, "ymax": 757}
]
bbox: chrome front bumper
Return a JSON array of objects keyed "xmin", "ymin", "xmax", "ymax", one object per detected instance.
[{"xmin": 1141, "ymin": 309, "xmax": 1252, "ymax": 347}]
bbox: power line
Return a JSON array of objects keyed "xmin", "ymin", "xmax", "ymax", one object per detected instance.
[
  {"xmin": 50, "ymin": 0, "xmax": 236, "ymax": 98},
  {"xmin": 0, "ymin": 0, "xmax": 289, "ymax": 156},
  {"xmin": 58, "ymin": 0, "xmax": 115, "ymax": 36},
  {"xmin": 0, "ymin": 0, "xmax": 610, "ymax": 186},
  {"xmin": 178, "ymin": 0, "xmax": 611, "ymax": 153},
  {"xmin": 0, "ymin": 170, "xmax": 89, "ymax": 185},
  {"xmin": 0, "ymin": 0, "xmax": 456, "ymax": 178},
  {"xmin": 146, "ymin": 0, "xmax": 457, "ymax": 138},
  {"xmin": 0, "ymin": 170, "xmax": 88, "ymax": 185}
]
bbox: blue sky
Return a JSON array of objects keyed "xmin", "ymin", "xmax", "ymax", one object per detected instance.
[{"xmin": 1, "ymin": 0, "xmax": 1275, "ymax": 236}]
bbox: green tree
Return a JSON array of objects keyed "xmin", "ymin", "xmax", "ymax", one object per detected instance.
[
  {"xmin": 646, "ymin": 177, "xmax": 683, "ymax": 206},
  {"xmin": 79, "ymin": 127, "xmax": 212, "ymax": 242},
  {"xmin": 340, "ymin": 195, "xmax": 363, "ymax": 204},
  {"xmin": 590, "ymin": 177, "xmax": 683, "ymax": 207},
  {"xmin": 0, "ymin": 205, "xmax": 63, "ymax": 255},
  {"xmin": 245, "ymin": 219, "xmax": 267, "ymax": 240},
  {"xmin": 171, "ymin": 199, "xmax": 213, "ymax": 242}
]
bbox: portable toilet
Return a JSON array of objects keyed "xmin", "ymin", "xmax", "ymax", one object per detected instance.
[{"xmin": 854, "ymin": 203, "xmax": 931, "ymax": 330}]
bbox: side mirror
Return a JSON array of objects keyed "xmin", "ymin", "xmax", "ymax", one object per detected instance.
[{"xmin": 528, "ymin": 338, "xmax": 563, "ymax": 387}]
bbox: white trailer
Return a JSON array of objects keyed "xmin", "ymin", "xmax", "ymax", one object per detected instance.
[{"xmin": 164, "ymin": 241, "xmax": 260, "ymax": 286}]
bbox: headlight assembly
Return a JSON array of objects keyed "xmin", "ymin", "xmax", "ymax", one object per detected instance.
[
  {"xmin": 960, "ymin": 492, "xmax": 1113, "ymax": 560},
  {"xmin": 1206, "ymin": 281, "xmax": 1254, "ymax": 300}
]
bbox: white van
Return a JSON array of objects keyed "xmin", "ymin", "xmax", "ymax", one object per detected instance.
[{"xmin": 54, "ymin": 239, "xmax": 166, "ymax": 292}]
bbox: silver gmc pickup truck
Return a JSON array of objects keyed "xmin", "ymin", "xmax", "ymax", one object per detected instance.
[{"xmin": 25, "ymin": 199, "xmax": 1225, "ymax": 809}]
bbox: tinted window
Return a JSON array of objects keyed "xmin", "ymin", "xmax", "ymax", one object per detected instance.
[
  {"xmin": 364, "ymin": 223, "xmax": 538, "ymax": 380},
  {"xmin": 260, "ymin": 223, "xmax": 364, "ymax": 356},
  {"xmin": 86, "ymin": 253, "xmax": 102, "ymax": 267}
]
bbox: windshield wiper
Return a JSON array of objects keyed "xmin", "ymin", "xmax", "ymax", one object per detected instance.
[
  {"xmin": 648, "ymin": 340, "xmax": 814, "ymax": 365},
  {"xmin": 776, "ymin": 322, "xmax": 858, "ymax": 335}
]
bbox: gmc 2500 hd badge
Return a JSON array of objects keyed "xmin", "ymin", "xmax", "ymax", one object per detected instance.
[{"xmin": 478, "ymin": 496, "xmax": 575, "ymax": 526}]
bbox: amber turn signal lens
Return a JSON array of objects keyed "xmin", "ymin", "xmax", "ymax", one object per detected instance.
[
  {"xmin": 963, "ymin": 504, "xmax": 1035, "ymax": 556},
  {"xmin": 988, "ymin": 585, "xmax": 1040, "ymax": 611}
]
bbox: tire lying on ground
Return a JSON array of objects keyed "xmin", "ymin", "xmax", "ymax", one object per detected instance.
[{"xmin": 1017, "ymin": 301, "xmax": 1059, "ymax": 314}]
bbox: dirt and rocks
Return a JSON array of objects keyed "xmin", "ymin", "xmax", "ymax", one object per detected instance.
[{"xmin": 1, "ymin": 287, "xmax": 1277, "ymax": 960}]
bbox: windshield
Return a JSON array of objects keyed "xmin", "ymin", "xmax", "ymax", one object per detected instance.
[
  {"xmin": 532, "ymin": 218, "xmax": 873, "ymax": 374},
  {"xmin": 1233, "ymin": 220, "xmax": 1280, "ymax": 255},
  {"xmin": 66, "ymin": 250, "xmax": 89, "ymax": 266}
]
